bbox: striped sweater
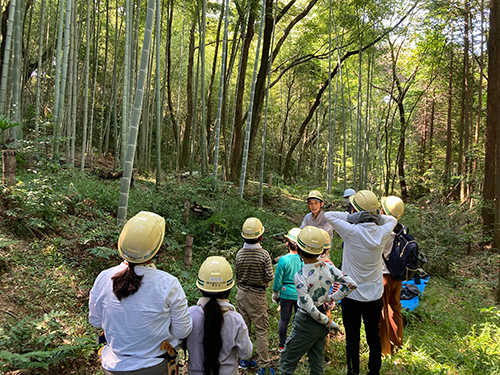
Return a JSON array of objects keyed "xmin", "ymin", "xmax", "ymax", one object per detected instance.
[{"xmin": 235, "ymin": 242, "xmax": 274, "ymax": 295}]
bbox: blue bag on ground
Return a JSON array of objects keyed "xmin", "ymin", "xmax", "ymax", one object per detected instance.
[{"xmin": 383, "ymin": 226, "xmax": 427, "ymax": 281}]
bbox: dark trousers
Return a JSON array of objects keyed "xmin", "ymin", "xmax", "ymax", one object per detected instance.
[
  {"xmin": 278, "ymin": 298, "xmax": 298, "ymax": 347},
  {"xmin": 341, "ymin": 297, "xmax": 384, "ymax": 375}
]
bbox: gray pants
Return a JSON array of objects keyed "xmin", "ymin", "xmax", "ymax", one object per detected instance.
[
  {"xmin": 103, "ymin": 360, "xmax": 166, "ymax": 375},
  {"xmin": 280, "ymin": 310, "xmax": 329, "ymax": 375}
]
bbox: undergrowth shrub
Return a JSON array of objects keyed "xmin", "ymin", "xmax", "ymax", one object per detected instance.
[
  {"xmin": 0, "ymin": 311, "xmax": 95, "ymax": 372},
  {"xmin": 396, "ymin": 199, "xmax": 484, "ymax": 277},
  {"xmin": 0, "ymin": 177, "xmax": 73, "ymax": 236}
]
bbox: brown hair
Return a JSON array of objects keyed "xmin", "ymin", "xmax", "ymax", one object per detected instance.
[{"xmin": 111, "ymin": 263, "xmax": 144, "ymax": 301}]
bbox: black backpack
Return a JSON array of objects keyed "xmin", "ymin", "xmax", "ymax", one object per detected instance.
[{"xmin": 383, "ymin": 226, "xmax": 427, "ymax": 281}]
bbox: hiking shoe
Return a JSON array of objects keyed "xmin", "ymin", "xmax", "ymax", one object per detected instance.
[
  {"xmin": 239, "ymin": 359, "xmax": 257, "ymax": 369},
  {"xmin": 257, "ymin": 367, "xmax": 275, "ymax": 375},
  {"xmin": 278, "ymin": 345, "xmax": 284, "ymax": 352}
]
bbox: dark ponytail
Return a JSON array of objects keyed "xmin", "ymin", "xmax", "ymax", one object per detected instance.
[
  {"xmin": 201, "ymin": 290, "xmax": 230, "ymax": 375},
  {"xmin": 112, "ymin": 263, "xmax": 144, "ymax": 301}
]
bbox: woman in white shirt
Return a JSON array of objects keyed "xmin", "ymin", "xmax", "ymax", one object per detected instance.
[{"xmin": 89, "ymin": 211, "xmax": 192, "ymax": 375}]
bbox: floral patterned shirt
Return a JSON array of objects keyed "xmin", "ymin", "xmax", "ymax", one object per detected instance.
[{"xmin": 295, "ymin": 261, "xmax": 357, "ymax": 325}]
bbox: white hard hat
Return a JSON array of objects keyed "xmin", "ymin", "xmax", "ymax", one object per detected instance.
[{"xmin": 343, "ymin": 188, "xmax": 356, "ymax": 198}]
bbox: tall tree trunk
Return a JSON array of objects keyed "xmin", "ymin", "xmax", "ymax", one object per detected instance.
[
  {"xmin": 458, "ymin": 1, "xmax": 470, "ymax": 202},
  {"xmin": 229, "ymin": 7, "xmax": 254, "ymax": 182},
  {"xmin": 10, "ymin": 0, "xmax": 23, "ymax": 145},
  {"xmin": 238, "ymin": 0, "xmax": 266, "ymax": 198},
  {"xmin": 120, "ymin": 0, "xmax": 132, "ymax": 168},
  {"xmin": 484, "ymin": 0, "xmax": 499, "ymax": 243},
  {"xmin": 0, "ymin": 0, "xmax": 15, "ymax": 116},
  {"xmin": 206, "ymin": 3, "xmax": 224, "ymax": 158},
  {"xmin": 248, "ymin": 0, "xmax": 319, "ymax": 168},
  {"xmin": 199, "ymin": 0, "xmax": 208, "ymax": 175},
  {"xmin": 180, "ymin": 18, "xmax": 196, "ymax": 168},
  {"xmin": 81, "ymin": 0, "xmax": 91, "ymax": 172},
  {"xmin": 444, "ymin": 30, "xmax": 454, "ymax": 185},
  {"xmin": 212, "ymin": 0, "xmax": 229, "ymax": 180},
  {"xmin": 117, "ymin": 0, "xmax": 156, "ymax": 225},
  {"xmin": 165, "ymin": 0, "xmax": 178, "ymax": 148},
  {"xmin": 472, "ymin": 0, "xmax": 485, "ymax": 203},
  {"xmin": 34, "ymin": 0, "xmax": 46, "ymax": 145},
  {"xmin": 155, "ymin": 0, "xmax": 162, "ymax": 186}
]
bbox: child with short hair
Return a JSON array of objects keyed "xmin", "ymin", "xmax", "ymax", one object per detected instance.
[
  {"xmin": 280, "ymin": 226, "xmax": 357, "ymax": 375},
  {"xmin": 235, "ymin": 218, "xmax": 274, "ymax": 375}
]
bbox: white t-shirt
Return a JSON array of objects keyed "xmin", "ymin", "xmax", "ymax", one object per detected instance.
[
  {"xmin": 325, "ymin": 212, "xmax": 397, "ymax": 301},
  {"xmin": 89, "ymin": 263, "xmax": 192, "ymax": 372}
]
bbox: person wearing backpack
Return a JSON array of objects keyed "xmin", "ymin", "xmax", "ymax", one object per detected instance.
[
  {"xmin": 379, "ymin": 196, "xmax": 405, "ymax": 356},
  {"xmin": 325, "ymin": 190, "xmax": 397, "ymax": 375}
]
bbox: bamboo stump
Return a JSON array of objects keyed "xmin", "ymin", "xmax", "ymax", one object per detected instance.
[
  {"xmin": 2, "ymin": 150, "xmax": 16, "ymax": 187},
  {"xmin": 184, "ymin": 234, "xmax": 193, "ymax": 269}
]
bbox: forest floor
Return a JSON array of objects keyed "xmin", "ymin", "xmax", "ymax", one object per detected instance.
[{"xmin": 0, "ymin": 170, "xmax": 499, "ymax": 374}]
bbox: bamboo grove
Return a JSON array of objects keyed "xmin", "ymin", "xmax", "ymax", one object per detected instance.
[{"xmin": 0, "ymin": 0, "xmax": 495, "ymax": 228}]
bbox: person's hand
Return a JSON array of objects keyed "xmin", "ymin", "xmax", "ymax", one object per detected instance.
[
  {"xmin": 326, "ymin": 320, "xmax": 342, "ymax": 334},
  {"xmin": 272, "ymin": 291, "xmax": 280, "ymax": 304}
]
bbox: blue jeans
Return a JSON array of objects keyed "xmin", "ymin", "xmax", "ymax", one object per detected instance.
[
  {"xmin": 341, "ymin": 297, "xmax": 383, "ymax": 375},
  {"xmin": 278, "ymin": 298, "xmax": 298, "ymax": 347}
]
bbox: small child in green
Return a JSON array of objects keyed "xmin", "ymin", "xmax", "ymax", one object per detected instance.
[{"xmin": 280, "ymin": 226, "xmax": 357, "ymax": 375}]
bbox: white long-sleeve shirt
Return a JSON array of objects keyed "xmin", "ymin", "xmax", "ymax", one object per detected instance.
[
  {"xmin": 186, "ymin": 298, "xmax": 252, "ymax": 375},
  {"xmin": 325, "ymin": 212, "xmax": 397, "ymax": 301},
  {"xmin": 89, "ymin": 263, "xmax": 192, "ymax": 372}
]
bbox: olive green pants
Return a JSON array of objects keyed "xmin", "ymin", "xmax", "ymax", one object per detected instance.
[{"xmin": 280, "ymin": 310, "xmax": 329, "ymax": 375}]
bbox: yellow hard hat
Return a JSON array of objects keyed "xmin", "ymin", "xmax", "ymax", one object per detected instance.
[
  {"xmin": 381, "ymin": 196, "xmax": 404, "ymax": 219},
  {"xmin": 349, "ymin": 190, "xmax": 379, "ymax": 214},
  {"xmin": 285, "ymin": 227, "xmax": 301, "ymax": 243},
  {"xmin": 319, "ymin": 229, "xmax": 331, "ymax": 251},
  {"xmin": 306, "ymin": 190, "xmax": 324, "ymax": 202},
  {"xmin": 297, "ymin": 226, "xmax": 324, "ymax": 255},
  {"xmin": 196, "ymin": 256, "xmax": 235, "ymax": 292},
  {"xmin": 118, "ymin": 211, "xmax": 165, "ymax": 263},
  {"xmin": 241, "ymin": 217, "xmax": 265, "ymax": 239}
]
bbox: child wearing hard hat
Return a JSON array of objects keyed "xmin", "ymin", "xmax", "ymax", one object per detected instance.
[
  {"xmin": 272, "ymin": 228, "xmax": 303, "ymax": 352},
  {"xmin": 235, "ymin": 218, "xmax": 275, "ymax": 375},
  {"xmin": 185, "ymin": 256, "xmax": 252, "ymax": 375},
  {"xmin": 279, "ymin": 226, "xmax": 357, "ymax": 375},
  {"xmin": 89, "ymin": 211, "xmax": 192, "ymax": 375},
  {"xmin": 300, "ymin": 190, "xmax": 333, "ymax": 238}
]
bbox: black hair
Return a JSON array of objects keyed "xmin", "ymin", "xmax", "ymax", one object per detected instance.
[
  {"xmin": 243, "ymin": 235, "xmax": 262, "ymax": 245},
  {"xmin": 200, "ymin": 289, "xmax": 231, "ymax": 375},
  {"xmin": 112, "ymin": 263, "xmax": 144, "ymax": 301},
  {"xmin": 287, "ymin": 240, "xmax": 298, "ymax": 252},
  {"xmin": 394, "ymin": 222, "xmax": 404, "ymax": 234},
  {"xmin": 297, "ymin": 247, "xmax": 318, "ymax": 259}
]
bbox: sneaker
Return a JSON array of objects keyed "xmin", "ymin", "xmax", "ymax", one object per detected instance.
[
  {"xmin": 257, "ymin": 367, "xmax": 275, "ymax": 375},
  {"xmin": 278, "ymin": 346, "xmax": 284, "ymax": 352},
  {"xmin": 239, "ymin": 359, "xmax": 257, "ymax": 369}
]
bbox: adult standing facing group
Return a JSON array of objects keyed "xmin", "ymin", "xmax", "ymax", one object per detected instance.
[{"xmin": 300, "ymin": 190, "xmax": 333, "ymax": 238}]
